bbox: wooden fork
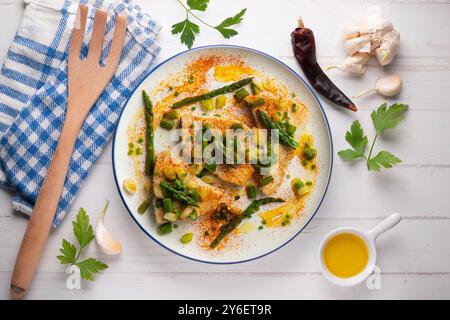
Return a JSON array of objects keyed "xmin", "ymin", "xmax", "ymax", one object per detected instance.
[{"xmin": 10, "ymin": 5, "xmax": 126, "ymax": 299}]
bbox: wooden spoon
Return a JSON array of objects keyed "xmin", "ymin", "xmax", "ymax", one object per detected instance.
[{"xmin": 10, "ymin": 5, "xmax": 126, "ymax": 299}]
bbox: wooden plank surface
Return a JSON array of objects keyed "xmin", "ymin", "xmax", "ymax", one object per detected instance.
[{"xmin": 0, "ymin": 0, "xmax": 449, "ymax": 299}]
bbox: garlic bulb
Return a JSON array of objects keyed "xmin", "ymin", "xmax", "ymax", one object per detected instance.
[
  {"xmin": 95, "ymin": 201, "xmax": 122, "ymax": 255},
  {"xmin": 354, "ymin": 75, "xmax": 403, "ymax": 98},
  {"xmin": 333, "ymin": 6, "xmax": 400, "ymax": 74}
]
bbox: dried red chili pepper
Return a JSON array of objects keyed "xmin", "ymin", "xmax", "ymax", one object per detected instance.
[{"xmin": 291, "ymin": 19, "xmax": 357, "ymax": 112}]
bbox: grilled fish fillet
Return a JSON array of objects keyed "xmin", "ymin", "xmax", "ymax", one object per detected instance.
[
  {"xmin": 152, "ymin": 151, "xmax": 241, "ymax": 223},
  {"xmin": 180, "ymin": 115, "xmax": 254, "ymax": 186}
]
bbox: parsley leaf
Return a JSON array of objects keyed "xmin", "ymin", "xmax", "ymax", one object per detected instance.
[
  {"xmin": 214, "ymin": 9, "xmax": 247, "ymax": 39},
  {"xmin": 371, "ymin": 103, "xmax": 408, "ymax": 134},
  {"xmin": 172, "ymin": 19, "xmax": 200, "ymax": 50},
  {"xmin": 367, "ymin": 151, "xmax": 402, "ymax": 172},
  {"xmin": 57, "ymin": 239, "xmax": 77, "ymax": 264},
  {"xmin": 338, "ymin": 103, "xmax": 407, "ymax": 172},
  {"xmin": 187, "ymin": 0, "xmax": 209, "ymax": 11},
  {"xmin": 338, "ymin": 149, "xmax": 365, "ymax": 161},
  {"xmin": 76, "ymin": 258, "xmax": 108, "ymax": 282},
  {"xmin": 337, "ymin": 120, "xmax": 368, "ymax": 161},
  {"xmin": 72, "ymin": 207, "xmax": 94, "ymax": 249},
  {"xmin": 57, "ymin": 205, "xmax": 108, "ymax": 281},
  {"xmin": 172, "ymin": 1, "xmax": 246, "ymax": 49}
]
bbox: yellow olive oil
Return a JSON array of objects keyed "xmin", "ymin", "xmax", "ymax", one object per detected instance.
[{"xmin": 323, "ymin": 233, "xmax": 369, "ymax": 278}]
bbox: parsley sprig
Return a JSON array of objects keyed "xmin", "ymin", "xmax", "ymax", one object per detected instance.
[
  {"xmin": 57, "ymin": 207, "xmax": 107, "ymax": 281},
  {"xmin": 172, "ymin": 0, "xmax": 246, "ymax": 49},
  {"xmin": 338, "ymin": 103, "xmax": 408, "ymax": 171}
]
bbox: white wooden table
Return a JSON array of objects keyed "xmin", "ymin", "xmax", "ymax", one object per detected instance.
[{"xmin": 1, "ymin": 0, "xmax": 449, "ymax": 300}]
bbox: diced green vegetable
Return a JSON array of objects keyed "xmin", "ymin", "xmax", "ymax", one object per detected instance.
[
  {"xmin": 292, "ymin": 178, "xmax": 310, "ymax": 196},
  {"xmin": 201, "ymin": 99, "xmax": 215, "ymax": 111},
  {"xmin": 292, "ymin": 103, "xmax": 297, "ymax": 112},
  {"xmin": 137, "ymin": 200, "xmax": 150, "ymax": 214},
  {"xmin": 160, "ymin": 119, "xmax": 175, "ymax": 130},
  {"xmin": 286, "ymin": 123, "xmax": 297, "ymax": 136},
  {"xmin": 292, "ymin": 178, "xmax": 304, "ymax": 190},
  {"xmin": 251, "ymin": 81, "xmax": 261, "ymax": 95},
  {"xmin": 248, "ymin": 97, "xmax": 266, "ymax": 108},
  {"xmin": 163, "ymin": 198, "xmax": 173, "ymax": 213},
  {"xmin": 246, "ymin": 185, "xmax": 257, "ymax": 199},
  {"xmin": 259, "ymin": 175, "xmax": 274, "ymax": 187},
  {"xmin": 189, "ymin": 209, "xmax": 198, "ymax": 221},
  {"xmin": 303, "ymin": 143, "xmax": 317, "ymax": 160},
  {"xmin": 235, "ymin": 88, "xmax": 250, "ymax": 102},
  {"xmin": 306, "ymin": 181, "xmax": 313, "ymax": 186},
  {"xmin": 164, "ymin": 109, "xmax": 180, "ymax": 120},
  {"xmin": 180, "ymin": 233, "xmax": 193, "ymax": 244},
  {"xmin": 158, "ymin": 222, "xmax": 172, "ymax": 235},
  {"xmin": 216, "ymin": 95, "xmax": 227, "ymax": 108}
]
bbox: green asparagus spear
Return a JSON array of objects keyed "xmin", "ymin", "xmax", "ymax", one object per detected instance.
[
  {"xmin": 210, "ymin": 197, "xmax": 284, "ymax": 249},
  {"xmin": 257, "ymin": 110, "xmax": 299, "ymax": 149},
  {"xmin": 159, "ymin": 181, "xmax": 199, "ymax": 207},
  {"xmin": 143, "ymin": 90, "xmax": 155, "ymax": 176},
  {"xmin": 171, "ymin": 77, "xmax": 253, "ymax": 109}
]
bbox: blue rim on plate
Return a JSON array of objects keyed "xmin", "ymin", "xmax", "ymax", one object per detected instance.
[{"xmin": 112, "ymin": 44, "xmax": 333, "ymax": 264}]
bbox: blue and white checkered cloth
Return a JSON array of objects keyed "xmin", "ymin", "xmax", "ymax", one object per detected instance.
[{"xmin": 0, "ymin": 0, "xmax": 160, "ymax": 227}]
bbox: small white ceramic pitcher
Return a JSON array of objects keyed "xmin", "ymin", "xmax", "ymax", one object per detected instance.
[{"xmin": 319, "ymin": 213, "xmax": 402, "ymax": 287}]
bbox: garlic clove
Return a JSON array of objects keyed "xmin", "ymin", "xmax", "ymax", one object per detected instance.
[
  {"xmin": 344, "ymin": 35, "xmax": 372, "ymax": 55},
  {"xmin": 375, "ymin": 75, "xmax": 402, "ymax": 97},
  {"xmin": 96, "ymin": 201, "xmax": 122, "ymax": 255},
  {"xmin": 343, "ymin": 21, "xmax": 366, "ymax": 40},
  {"xmin": 326, "ymin": 52, "xmax": 369, "ymax": 75},
  {"xmin": 354, "ymin": 75, "xmax": 402, "ymax": 98},
  {"xmin": 359, "ymin": 42, "xmax": 372, "ymax": 54},
  {"xmin": 123, "ymin": 178, "xmax": 137, "ymax": 194},
  {"xmin": 343, "ymin": 52, "xmax": 370, "ymax": 75},
  {"xmin": 375, "ymin": 29, "xmax": 400, "ymax": 66}
]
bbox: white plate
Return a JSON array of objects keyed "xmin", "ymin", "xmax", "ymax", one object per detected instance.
[{"xmin": 112, "ymin": 45, "xmax": 333, "ymax": 264}]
